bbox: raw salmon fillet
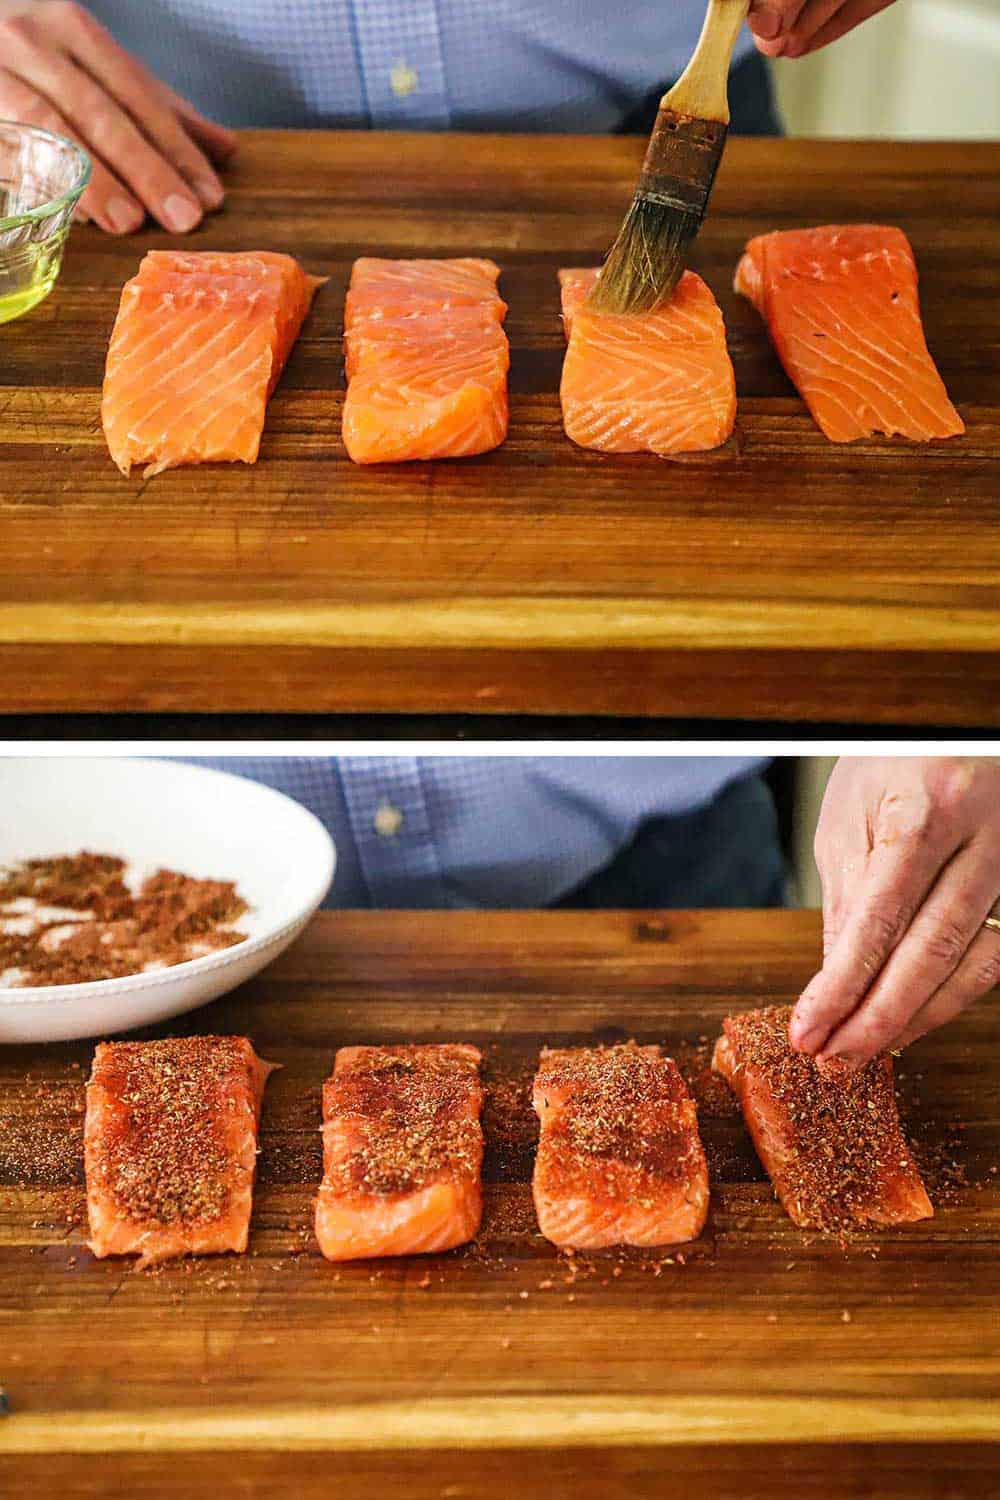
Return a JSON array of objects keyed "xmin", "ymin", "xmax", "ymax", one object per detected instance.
[
  {"xmin": 713, "ymin": 1005, "xmax": 932, "ymax": 1231},
  {"xmin": 734, "ymin": 225, "xmax": 963, "ymax": 442},
  {"xmin": 315, "ymin": 1044, "xmax": 484, "ymax": 1260},
  {"xmin": 102, "ymin": 250, "xmax": 323, "ymax": 476},
  {"xmin": 84, "ymin": 1035, "xmax": 276, "ymax": 1267},
  {"xmin": 532, "ymin": 1042, "xmax": 709, "ymax": 1249},
  {"xmin": 558, "ymin": 266, "xmax": 736, "ymax": 455},
  {"xmin": 342, "ymin": 257, "xmax": 509, "ymax": 463}
]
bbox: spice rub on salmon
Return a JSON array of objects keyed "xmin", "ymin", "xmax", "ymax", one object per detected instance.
[
  {"xmin": 341, "ymin": 257, "xmax": 509, "ymax": 464},
  {"xmin": 532, "ymin": 1043, "xmax": 709, "ymax": 1249},
  {"xmin": 315, "ymin": 1044, "xmax": 484, "ymax": 1261},
  {"xmin": 558, "ymin": 266, "xmax": 736, "ymax": 456},
  {"xmin": 85, "ymin": 1036, "xmax": 276, "ymax": 1268},
  {"xmin": 713, "ymin": 1005, "xmax": 932, "ymax": 1232}
]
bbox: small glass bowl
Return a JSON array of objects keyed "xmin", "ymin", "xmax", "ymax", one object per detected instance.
[{"xmin": 0, "ymin": 121, "xmax": 91, "ymax": 324}]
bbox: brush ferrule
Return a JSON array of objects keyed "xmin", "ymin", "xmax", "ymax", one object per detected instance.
[{"xmin": 638, "ymin": 110, "xmax": 728, "ymax": 219}]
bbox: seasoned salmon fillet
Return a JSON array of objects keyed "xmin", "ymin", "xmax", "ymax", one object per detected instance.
[
  {"xmin": 734, "ymin": 225, "xmax": 963, "ymax": 443},
  {"xmin": 315, "ymin": 1044, "xmax": 484, "ymax": 1261},
  {"xmin": 102, "ymin": 250, "xmax": 323, "ymax": 476},
  {"xmin": 84, "ymin": 1036, "xmax": 276, "ymax": 1267},
  {"xmin": 558, "ymin": 267, "xmax": 736, "ymax": 455},
  {"xmin": 713, "ymin": 1006, "xmax": 933, "ymax": 1231},
  {"xmin": 342, "ymin": 257, "xmax": 509, "ymax": 463},
  {"xmin": 532, "ymin": 1043, "xmax": 709, "ymax": 1249}
]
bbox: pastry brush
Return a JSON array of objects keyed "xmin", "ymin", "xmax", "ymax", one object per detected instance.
[{"xmin": 589, "ymin": 0, "xmax": 750, "ymax": 314}]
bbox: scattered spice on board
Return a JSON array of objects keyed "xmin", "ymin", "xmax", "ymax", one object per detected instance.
[
  {"xmin": 676, "ymin": 1039, "xmax": 741, "ymax": 1120},
  {"xmin": 0, "ymin": 1074, "xmax": 85, "ymax": 1188},
  {"xmin": 896, "ymin": 1070, "xmax": 972, "ymax": 1208},
  {"xmin": 483, "ymin": 1066, "xmax": 538, "ymax": 1161},
  {"xmin": 0, "ymin": 852, "xmax": 248, "ymax": 987}
]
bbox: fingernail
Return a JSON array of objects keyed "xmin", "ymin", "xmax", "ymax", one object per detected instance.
[
  {"xmin": 162, "ymin": 193, "xmax": 202, "ymax": 233},
  {"xmin": 752, "ymin": 8, "xmax": 784, "ymax": 40},
  {"xmin": 106, "ymin": 196, "xmax": 143, "ymax": 234},
  {"xmin": 791, "ymin": 1022, "xmax": 820, "ymax": 1053},
  {"xmin": 194, "ymin": 176, "xmax": 225, "ymax": 211}
]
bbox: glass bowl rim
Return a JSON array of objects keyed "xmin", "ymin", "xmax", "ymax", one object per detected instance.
[{"xmin": 0, "ymin": 120, "xmax": 92, "ymax": 231}]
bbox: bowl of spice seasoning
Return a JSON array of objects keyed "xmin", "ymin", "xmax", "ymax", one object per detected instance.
[{"xmin": 0, "ymin": 757, "xmax": 335, "ymax": 1043}]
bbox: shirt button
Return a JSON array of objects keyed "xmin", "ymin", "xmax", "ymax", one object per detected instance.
[
  {"xmin": 390, "ymin": 62, "xmax": 419, "ymax": 98},
  {"xmin": 374, "ymin": 802, "xmax": 404, "ymax": 838}
]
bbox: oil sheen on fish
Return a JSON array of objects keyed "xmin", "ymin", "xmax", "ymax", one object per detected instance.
[{"xmin": 558, "ymin": 267, "xmax": 736, "ymax": 455}]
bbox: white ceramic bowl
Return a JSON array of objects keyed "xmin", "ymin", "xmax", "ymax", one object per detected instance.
[{"xmin": 0, "ymin": 757, "xmax": 335, "ymax": 1044}]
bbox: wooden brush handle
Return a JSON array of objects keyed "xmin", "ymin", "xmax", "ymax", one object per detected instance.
[{"xmin": 662, "ymin": 0, "xmax": 751, "ymax": 123}]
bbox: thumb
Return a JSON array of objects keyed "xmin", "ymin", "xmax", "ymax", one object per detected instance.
[{"xmin": 747, "ymin": 0, "xmax": 808, "ymax": 48}]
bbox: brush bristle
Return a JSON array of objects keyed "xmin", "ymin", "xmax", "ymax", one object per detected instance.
[
  {"xmin": 587, "ymin": 197, "xmax": 700, "ymax": 315},
  {"xmin": 588, "ymin": 107, "xmax": 728, "ymax": 315}
]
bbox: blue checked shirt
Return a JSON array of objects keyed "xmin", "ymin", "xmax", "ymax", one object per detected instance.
[
  {"xmin": 85, "ymin": 2, "xmax": 755, "ymax": 132},
  {"xmin": 183, "ymin": 757, "xmax": 768, "ymax": 908}
]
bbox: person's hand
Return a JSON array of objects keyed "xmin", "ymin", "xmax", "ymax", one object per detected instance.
[
  {"xmin": 748, "ymin": 0, "xmax": 898, "ymax": 59},
  {"xmin": 790, "ymin": 757, "xmax": 1000, "ymax": 1067},
  {"xmin": 0, "ymin": 0, "xmax": 237, "ymax": 233}
]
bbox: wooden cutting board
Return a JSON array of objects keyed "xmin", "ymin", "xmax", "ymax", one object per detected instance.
[
  {"xmin": 0, "ymin": 134, "xmax": 998, "ymax": 726},
  {"xmin": 1, "ymin": 909, "xmax": 998, "ymax": 1499}
]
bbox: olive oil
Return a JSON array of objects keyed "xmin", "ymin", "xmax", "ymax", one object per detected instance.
[
  {"xmin": 0, "ymin": 190, "xmax": 70, "ymax": 324},
  {"xmin": 0, "ymin": 126, "xmax": 89, "ymax": 324}
]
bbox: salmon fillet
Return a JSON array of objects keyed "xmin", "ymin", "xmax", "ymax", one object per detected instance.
[
  {"xmin": 532, "ymin": 1043, "xmax": 709, "ymax": 1249},
  {"xmin": 342, "ymin": 257, "xmax": 509, "ymax": 463},
  {"xmin": 558, "ymin": 267, "xmax": 736, "ymax": 455},
  {"xmin": 713, "ymin": 1006, "xmax": 933, "ymax": 1231},
  {"xmin": 734, "ymin": 225, "xmax": 963, "ymax": 443},
  {"xmin": 84, "ymin": 1035, "xmax": 276, "ymax": 1267},
  {"xmin": 102, "ymin": 250, "xmax": 324, "ymax": 476},
  {"xmin": 315, "ymin": 1044, "xmax": 484, "ymax": 1260}
]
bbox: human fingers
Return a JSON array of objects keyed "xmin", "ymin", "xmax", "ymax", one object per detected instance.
[
  {"xmin": 0, "ymin": 65, "xmax": 143, "ymax": 232},
  {"xmin": 153, "ymin": 78, "xmax": 238, "ymax": 165},
  {"xmin": 747, "ymin": 0, "xmax": 810, "ymax": 56},
  {"xmin": 49, "ymin": 1, "xmax": 227, "ymax": 205},
  {"xmin": 3, "ymin": 29, "xmax": 204, "ymax": 231},
  {"xmin": 785, "ymin": 0, "xmax": 897, "ymax": 56},
  {"xmin": 816, "ymin": 839, "xmax": 1000, "ymax": 1066},
  {"xmin": 813, "ymin": 798, "xmax": 868, "ymax": 963},
  {"xmin": 789, "ymin": 814, "xmax": 961, "ymax": 1055},
  {"xmin": 892, "ymin": 921, "xmax": 1000, "ymax": 1052}
]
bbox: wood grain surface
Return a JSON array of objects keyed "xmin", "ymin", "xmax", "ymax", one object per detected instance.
[
  {"xmin": 1, "ymin": 909, "xmax": 998, "ymax": 1498},
  {"xmin": 0, "ymin": 134, "xmax": 998, "ymax": 725}
]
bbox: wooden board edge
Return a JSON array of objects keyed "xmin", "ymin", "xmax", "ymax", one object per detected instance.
[
  {"xmin": 2, "ymin": 643, "xmax": 998, "ymax": 724},
  {"xmin": 2, "ymin": 598, "xmax": 1000, "ymax": 652},
  {"xmin": 4, "ymin": 1396, "xmax": 999, "ymax": 1455}
]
